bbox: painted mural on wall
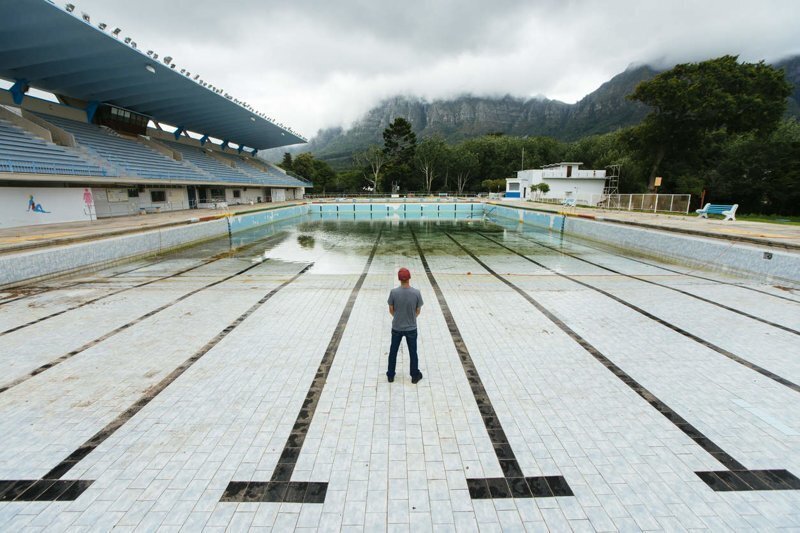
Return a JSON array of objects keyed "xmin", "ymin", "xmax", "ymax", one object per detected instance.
[
  {"xmin": 1, "ymin": 187, "xmax": 94, "ymax": 229},
  {"xmin": 27, "ymin": 195, "xmax": 50, "ymax": 213}
]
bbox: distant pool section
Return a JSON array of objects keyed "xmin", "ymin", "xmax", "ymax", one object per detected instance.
[{"xmin": 2, "ymin": 201, "xmax": 797, "ymax": 288}]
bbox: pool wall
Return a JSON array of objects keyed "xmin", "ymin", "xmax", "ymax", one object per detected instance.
[
  {"xmin": 0, "ymin": 203, "xmax": 309, "ymax": 287},
  {"xmin": 3, "ymin": 201, "xmax": 798, "ymax": 287},
  {"xmin": 489, "ymin": 203, "xmax": 800, "ymax": 285},
  {"xmin": 0, "ymin": 218, "xmax": 228, "ymax": 287}
]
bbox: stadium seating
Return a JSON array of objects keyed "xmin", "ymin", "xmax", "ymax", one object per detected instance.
[
  {"xmin": 161, "ymin": 140, "xmax": 258, "ymax": 184},
  {"xmin": 37, "ymin": 114, "xmax": 207, "ymax": 182},
  {"xmin": 218, "ymin": 151, "xmax": 308, "ymax": 187},
  {"xmin": 0, "ymin": 117, "xmax": 109, "ymax": 176}
]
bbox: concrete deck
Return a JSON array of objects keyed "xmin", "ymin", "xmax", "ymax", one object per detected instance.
[
  {"xmin": 496, "ymin": 200, "xmax": 800, "ymax": 250},
  {"xmin": 0, "ymin": 218, "xmax": 798, "ymax": 531},
  {"xmin": 0, "ymin": 201, "xmax": 305, "ymax": 255}
]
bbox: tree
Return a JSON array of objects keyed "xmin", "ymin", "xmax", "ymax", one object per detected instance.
[
  {"xmin": 481, "ymin": 178, "xmax": 507, "ymax": 192},
  {"xmin": 535, "ymin": 182, "xmax": 550, "ymax": 199},
  {"xmin": 415, "ymin": 136, "xmax": 447, "ymax": 194},
  {"xmin": 353, "ymin": 145, "xmax": 386, "ymax": 191},
  {"xmin": 279, "ymin": 152, "xmax": 293, "ymax": 171},
  {"xmin": 451, "ymin": 146, "xmax": 478, "ymax": 194},
  {"xmin": 292, "ymin": 153, "xmax": 337, "ymax": 194},
  {"xmin": 382, "ymin": 117, "xmax": 417, "ymax": 191},
  {"xmin": 629, "ymin": 55, "xmax": 792, "ymax": 189},
  {"xmin": 312, "ymin": 159, "xmax": 336, "ymax": 194}
]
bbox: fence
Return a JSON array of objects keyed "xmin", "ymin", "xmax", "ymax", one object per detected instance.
[
  {"xmin": 536, "ymin": 193, "xmax": 691, "ymax": 214},
  {"xmin": 305, "ymin": 192, "xmax": 482, "ymax": 203}
]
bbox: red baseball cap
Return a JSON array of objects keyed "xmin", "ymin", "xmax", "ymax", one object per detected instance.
[{"xmin": 398, "ymin": 268, "xmax": 411, "ymax": 281}]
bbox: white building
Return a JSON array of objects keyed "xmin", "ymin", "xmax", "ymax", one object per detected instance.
[{"xmin": 506, "ymin": 162, "xmax": 607, "ymax": 205}]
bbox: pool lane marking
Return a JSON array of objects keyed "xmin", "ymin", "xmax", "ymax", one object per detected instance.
[
  {"xmin": 0, "ymin": 259, "xmax": 171, "ymax": 307},
  {"xmin": 489, "ymin": 218, "xmax": 800, "ymax": 305},
  {"xmin": 0, "ymin": 262, "xmax": 313, "ymax": 502},
  {"xmin": 548, "ymin": 235, "xmax": 800, "ymax": 305},
  {"xmin": 444, "ymin": 230, "xmax": 800, "ymax": 493},
  {"xmin": 221, "ymin": 229, "xmax": 384, "ymax": 505},
  {"xmin": 0, "ymin": 259, "xmax": 220, "ymax": 337},
  {"xmin": 0, "ymin": 259, "xmax": 272, "ymax": 394},
  {"xmin": 408, "ymin": 224, "xmax": 573, "ymax": 500},
  {"xmin": 0, "ymin": 231, "xmax": 290, "ymax": 337},
  {"xmin": 470, "ymin": 230, "xmax": 800, "ymax": 394},
  {"xmin": 497, "ymin": 226, "xmax": 800, "ymax": 336}
]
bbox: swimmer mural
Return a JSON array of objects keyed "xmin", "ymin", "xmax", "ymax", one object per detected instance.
[{"xmin": 27, "ymin": 194, "xmax": 50, "ymax": 214}]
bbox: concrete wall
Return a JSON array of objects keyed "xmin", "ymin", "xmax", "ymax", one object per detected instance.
[
  {"xmin": 0, "ymin": 186, "xmax": 95, "ymax": 228},
  {"xmin": 225, "ymin": 187, "xmax": 266, "ymax": 205},
  {"xmin": 563, "ymin": 216, "xmax": 800, "ymax": 285},
  {"xmin": 0, "ymin": 203, "xmax": 311, "ymax": 287},
  {"xmin": 489, "ymin": 203, "xmax": 800, "ymax": 285},
  {"xmin": 271, "ymin": 188, "xmax": 287, "ymax": 202},
  {"xmin": 0, "ymin": 218, "xmax": 227, "ymax": 287},
  {"xmin": 92, "ymin": 186, "xmax": 189, "ymax": 217}
]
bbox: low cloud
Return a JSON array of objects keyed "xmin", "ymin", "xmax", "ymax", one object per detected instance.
[{"xmin": 73, "ymin": 0, "xmax": 800, "ymax": 139}]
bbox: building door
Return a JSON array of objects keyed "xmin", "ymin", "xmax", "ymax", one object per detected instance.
[{"xmin": 187, "ymin": 186, "xmax": 197, "ymax": 209}]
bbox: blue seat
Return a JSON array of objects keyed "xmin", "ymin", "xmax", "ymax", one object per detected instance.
[
  {"xmin": 0, "ymin": 118, "xmax": 109, "ymax": 176},
  {"xmin": 36, "ymin": 114, "xmax": 208, "ymax": 182},
  {"xmin": 696, "ymin": 203, "xmax": 738, "ymax": 221}
]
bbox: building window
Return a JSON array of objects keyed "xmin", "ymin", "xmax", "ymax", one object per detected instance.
[
  {"xmin": 150, "ymin": 190, "xmax": 166, "ymax": 203},
  {"xmin": 232, "ymin": 190, "xmax": 241, "ymax": 198},
  {"xmin": 127, "ymin": 188, "xmax": 139, "ymax": 198},
  {"xmin": 508, "ymin": 182, "xmax": 520, "ymax": 191}
]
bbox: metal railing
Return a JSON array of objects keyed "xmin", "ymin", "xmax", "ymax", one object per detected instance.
[
  {"xmin": 534, "ymin": 193, "xmax": 691, "ymax": 214},
  {"xmin": 305, "ymin": 192, "xmax": 483, "ymax": 203},
  {"xmin": 0, "ymin": 158, "xmax": 108, "ymax": 177}
]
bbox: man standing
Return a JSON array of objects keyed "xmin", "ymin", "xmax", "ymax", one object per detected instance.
[{"xmin": 387, "ymin": 267, "xmax": 423, "ymax": 384}]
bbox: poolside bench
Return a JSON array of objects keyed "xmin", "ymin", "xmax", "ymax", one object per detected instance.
[{"xmin": 696, "ymin": 203, "xmax": 738, "ymax": 221}]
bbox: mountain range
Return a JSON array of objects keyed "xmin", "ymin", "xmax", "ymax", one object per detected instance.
[{"xmin": 265, "ymin": 55, "xmax": 800, "ymax": 168}]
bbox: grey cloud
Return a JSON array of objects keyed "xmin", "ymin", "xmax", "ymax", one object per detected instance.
[{"xmin": 70, "ymin": 0, "xmax": 800, "ymax": 137}]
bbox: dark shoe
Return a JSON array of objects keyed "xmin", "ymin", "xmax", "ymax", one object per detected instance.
[
  {"xmin": 387, "ymin": 375, "xmax": 394, "ymax": 383},
  {"xmin": 411, "ymin": 372, "xmax": 423, "ymax": 384}
]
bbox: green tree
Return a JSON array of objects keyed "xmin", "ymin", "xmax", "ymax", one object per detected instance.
[
  {"xmin": 628, "ymin": 55, "xmax": 792, "ymax": 189},
  {"xmin": 415, "ymin": 136, "xmax": 447, "ymax": 194},
  {"xmin": 291, "ymin": 153, "xmax": 338, "ymax": 194},
  {"xmin": 382, "ymin": 117, "xmax": 417, "ymax": 191},
  {"xmin": 480, "ymin": 178, "xmax": 507, "ymax": 192},
  {"xmin": 353, "ymin": 145, "xmax": 386, "ymax": 192},
  {"xmin": 451, "ymin": 145, "xmax": 479, "ymax": 194},
  {"xmin": 279, "ymin": 152, "xmax": 293, "ymax": 171}
]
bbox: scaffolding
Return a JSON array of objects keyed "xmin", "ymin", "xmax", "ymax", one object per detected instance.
[
  {"xmin": 604, "ymin": 164, "xmax": 620, "ymax": 195},
  {"xmin": 597, "ymin": 164, "xmax": 621, "ymax": 209}
]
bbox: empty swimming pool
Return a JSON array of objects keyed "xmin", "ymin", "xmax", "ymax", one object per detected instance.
[{"xmin": 1, "ymin": 211, "xmax": 798, "ymax": 530}]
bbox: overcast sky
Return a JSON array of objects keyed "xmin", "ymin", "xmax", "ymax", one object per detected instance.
[{"xmin": 71, "ymin": 0, "xmax": 800, "ymax": 139}]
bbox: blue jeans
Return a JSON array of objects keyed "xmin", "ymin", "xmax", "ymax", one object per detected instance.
[{"xmin": 387, "ymin": 328, "xmax": 420, "ymax": 379}]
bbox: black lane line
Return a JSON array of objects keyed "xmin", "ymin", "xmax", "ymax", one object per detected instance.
[
  {"xmin": 0, "ymin": 231, "xmax": 287, "ymax": 337},
  {"xmin": 0, "ymin": 258, "xmax": 218, "ymax": 337},
  {"xmin": 0, "ymin": 259, "xmax": 170, "ymax": 307},
  {"xmin": 0, "ymin": 262, "xmax": 313, "ymax": 502},
  {"xmin": 556, "ymin": 236, "xmax": 800, "ymax": 305},
  {"xmin": 409, "ymin": 224, "xmax": 572, "ymax": 500},
  {"xmin": 221, "ymin": 230, "xmax": 383, "ymax": 504},
  {"xmin": 502, "ymin": 227, "xmax": 800, "ymax": 337},
  {"xmin": 470, "ymin": 230, "xmax": 800, "ymax": 394},
  {"xmin": 0, "ymin": 259, "xmax": 269, "ymax": 394},
  {"xmin": 444, "ymin": 230, "xmax": 800, "ymax": 493}
]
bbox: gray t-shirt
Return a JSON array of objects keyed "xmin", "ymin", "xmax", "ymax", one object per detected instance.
[{"xmin": 388, "ymin": 286, "xmax": 423, "ymax": 331}]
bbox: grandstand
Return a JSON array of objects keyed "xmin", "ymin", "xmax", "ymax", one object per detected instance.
[{"xmin": 0, "ymin": 0, "xmax": 309, "ymax": 227}]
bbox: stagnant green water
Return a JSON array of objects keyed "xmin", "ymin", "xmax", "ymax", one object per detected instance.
[{"xmin": 164, "ymin": 212, "xmax": 570, "ymax": 276}]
